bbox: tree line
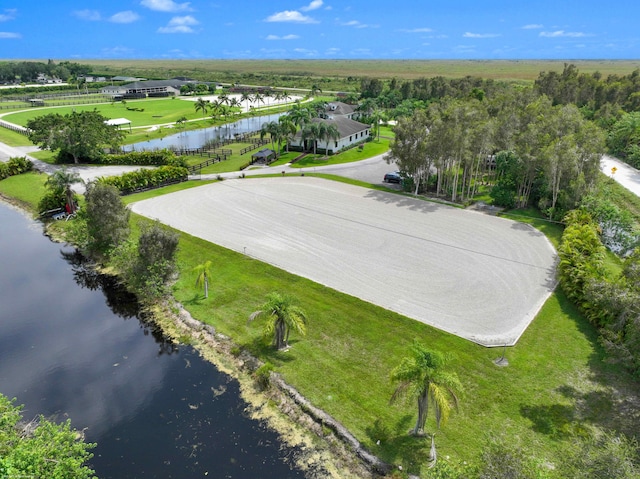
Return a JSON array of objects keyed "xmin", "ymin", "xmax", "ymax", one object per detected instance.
[{"xmin": 0, "ymin": 59, "xmax": 92, "ymax": 84}]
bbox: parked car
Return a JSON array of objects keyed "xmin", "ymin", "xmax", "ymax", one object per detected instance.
[{"xmin": 384, "ymin": 171, "xmax": 402, "ymax": 183}]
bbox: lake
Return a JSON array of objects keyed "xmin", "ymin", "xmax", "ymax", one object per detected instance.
[{"xmin": 0, "ymin": 202, "xmax": 306, "ymax": 478}]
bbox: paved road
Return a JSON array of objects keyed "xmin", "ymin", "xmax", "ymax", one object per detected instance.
[{"xmin": 601, "ymin": 155, "xmax": 640, "ymax": 196}]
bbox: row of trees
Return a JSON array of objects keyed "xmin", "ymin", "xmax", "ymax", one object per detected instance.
[
  {"xmin": 0, "ymin": 60, "xmax": 91, "ymax": 84},
  {"xmin": 386, "ymin": 92, "xmax": 604, "ymax": 218}
]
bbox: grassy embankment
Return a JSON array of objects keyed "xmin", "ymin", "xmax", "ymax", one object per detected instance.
[{"xmin": 2, "ymin": 169, "xmax": 638, "ymax": 478}]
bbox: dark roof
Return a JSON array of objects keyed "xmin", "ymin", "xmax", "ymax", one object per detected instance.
[
  {"xmin": 324, "ymin": 101, "xmax": 355, "ymax": 116},
  {"xmin": 319, "ymin": 116, "xmax": 369, "ymax": 138},
  {"xmin": 251, "ymin": 148, "xmax": 275, "ymax": 159},
  {"xmin": 123, "ymin": 79, "xmax": 191, "ymax": 90}
]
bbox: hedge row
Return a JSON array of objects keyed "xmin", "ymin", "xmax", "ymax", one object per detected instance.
[
  {"xmin": 97, "ymin": 165, "xmax": 188, "ymax": 194},
  {"xmin": 0, "ymin": 156, "xmax": 33, "ymax": 181},
  {"xmin": 558, "ymin": 209, "xmax": 640, "ymax": 375},
  {"xmin": 97, "ymin": 150, "xmax": 187, "ymax": 168}
]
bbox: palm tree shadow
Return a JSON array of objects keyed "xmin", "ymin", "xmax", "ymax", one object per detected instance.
[
  {"xmin": 245, "ymin": 336, "xmax": 296, "ymax": 364},
  {"xmin": 365, "ymin": 415, "xmax": 430, "ymax": 475},
  {"xmin": 182, "ymin": 293, "xmax": 205, "ymax": 306}
]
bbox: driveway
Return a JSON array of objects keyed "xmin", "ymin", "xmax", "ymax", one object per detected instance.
[{"xmin": 131, "ymin": 177, "xmax": 557, "ymax": 347}]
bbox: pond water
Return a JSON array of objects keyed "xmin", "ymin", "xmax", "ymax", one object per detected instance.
[
  {"xmin": 126, "ymin": 113, "xmax": 284, "ymax": 151},
  {"xmin": 0, "ymin": 202, "xmax": 306, "ymax": 479}
]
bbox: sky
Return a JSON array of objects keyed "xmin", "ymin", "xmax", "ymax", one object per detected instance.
[{"xmin": 1, "ymin": 0, "xmax": 639, "ymax": 60}]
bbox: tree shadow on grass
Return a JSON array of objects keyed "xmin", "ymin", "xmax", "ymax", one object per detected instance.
[
  {"xmin": 243, "ymin": 336, "xmax": 298, "ymax": 364},
  {"xmin": 364, "ymin": 415, "xmax": 431, "ymax": 476},
  {"xmin": 182, "ymin": 292, "xmax": 205, "ymax": 306}
]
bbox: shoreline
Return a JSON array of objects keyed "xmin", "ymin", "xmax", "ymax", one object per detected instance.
[{"xmin": 0, "ymin": 195, "xmax": 395, "ymax": 479}]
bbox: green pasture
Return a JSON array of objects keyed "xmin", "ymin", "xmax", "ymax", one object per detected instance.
[
  {"xmin": 85, "ymin": 59, "xmax": 640, "ymax": 82},
  {"xmin": 2, "ymin": 97, "xmax": 215, "ymax": 128},
  {"xmin": 0, "ymin": 127, "xmax": 30, "ymax": 147}
]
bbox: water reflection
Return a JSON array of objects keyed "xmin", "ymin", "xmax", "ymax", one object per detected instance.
[
  {"xmin": 0, "ymin": 203, "xmax": 305, "ymax": 478},
  {"xmin": 59, "ymin": 249, "xmax": 178, "ymax": 355},
  {"xmin": 125, "ymin": 113, "xmax": 283, "ymax": 151}
]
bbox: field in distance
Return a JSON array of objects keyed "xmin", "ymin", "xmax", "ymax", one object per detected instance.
[{"xmin": 72, "ymin": 59, "xmax": 640, "ymax": 82}]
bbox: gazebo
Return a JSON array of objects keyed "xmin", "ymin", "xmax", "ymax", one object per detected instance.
[
  {"xmin": 105, "ymin": 118, "xmax": 132, "ymax": 132},
  {"xmin": 251, "ymin": 148, "xmax": 276, "ymax": 164}
]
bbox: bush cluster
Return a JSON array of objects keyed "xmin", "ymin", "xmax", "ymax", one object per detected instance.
[
  {"xmin": 97, "ymin": 165, "xmax": 188, "ymax": 194},
  {"xmin": 97, "ymin": 150, "xmax": 187, "ymax": 167},
  {"xmin": 558, "ymin": 209, "xmax": 640, "ymax": 375},
  {"xmin": 0, "ymin": 156, "xmax": 33, "ymax": 180}
]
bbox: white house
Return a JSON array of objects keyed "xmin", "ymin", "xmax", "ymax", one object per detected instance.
[{"xmin": 289, "ymin": 101, "xmax": 371, "ymax": 154}]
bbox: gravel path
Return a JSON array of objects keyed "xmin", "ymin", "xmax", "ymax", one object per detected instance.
[{"xmin": 131, "ymin": 177, "xmax": 557, "ymax": 347}]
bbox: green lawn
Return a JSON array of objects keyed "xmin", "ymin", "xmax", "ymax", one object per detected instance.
[
  {"xmin": 290, "ymin": 138, "xmax": 390, "ymax": 168},
  {"xmin": 0, "ymin": 171, "xmax": 47, "ymax": 209},
  {"xmin": 0, "ymin": 128, "xmax": 31, "ymax": 147},
  {"xmin": 3, "ymin": 167, "xmax": 638, "ymax": 478},
  {"xmin": 164, "ymin": 206, "xmax": 636, "ymax": 477}
]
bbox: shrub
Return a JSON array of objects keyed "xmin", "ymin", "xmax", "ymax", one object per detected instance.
[
  {"xmin": 252, "ymin": 362, "xmax": 275, "ymax": 390},
  {"xmin": 97, "ymin": 165, "xmax": 188, "ymax": 194},
  {"xmin": 98, "ymin": 150, "xmax": 186, "ymax": 167},
  {"xmin": 0, "ymin": 156, "xmax": 33, "ymax": 180}
]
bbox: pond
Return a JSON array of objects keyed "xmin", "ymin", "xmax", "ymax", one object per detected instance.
[
  {"xmin": 0, "ymin": 202, "xmax": 306, "ymax": 479},
  {"xmin": 126, "ymin": 113, "xmax": 284, "ymax": 151}
]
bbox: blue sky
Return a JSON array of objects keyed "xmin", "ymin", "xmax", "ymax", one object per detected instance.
[{"xmin": 1, "ymin": 0, "xmax": 639, "ymax": 60}]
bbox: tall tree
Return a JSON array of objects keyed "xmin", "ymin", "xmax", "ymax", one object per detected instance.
[
  {"xmin": 27, "ymin": 110, "xmax": 125, "ymax": 164},
  {"xmin": 385, "ymin": 110, "xmax": 431, "ymax": 195},
  {"xmin": 390, "ymin": 341, "xmax": 463, "ymax": 436},
  {"xmin": 249, "ymin": 292, "xmax": 308, "ymax": 350},
  {"xmin": 84, "ymin": 181, "xmax": 130, "ymax": 254}
]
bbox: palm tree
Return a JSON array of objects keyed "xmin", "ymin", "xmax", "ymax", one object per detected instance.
[
  {"xmin": 318, "ymin": 122, "xmax": 340, "ymax": 154},
  {"xmin": 194, "ymin": 97, "xmax": 210, "ymax": 119},
  {"xmin": 46, "ymin": 167, "xmax": 83, "ymax": 214},
  {"xmin": 248, "ymin": 292, "xmax": 308, "ymax": 350},
  {"xmin": 228, "ymin": 97, "xmax": 241, "ymax": 115},
  {"xmin": 390, "ymin": 341, "xmax": 463, "ymax": 436},
  {"xmin": 252, "ymin": 91, "xmax": 265, "ymax": 110},
  {"xmin": 309, "ymin": 84, "xmax": 322, "ymax": 98},
  {"xmin": 240, "ymin": 91, "xmax": 252, "ymax": 113},
  {"xmin": 260, "ymin": 121, "xmax": 281, "ymax": 156},
  {"xmin": 193, "ymin": 260, "xmax": 212, "ymax": 298},
  {"xmin": 301, "ymin": 121, "xmax": 322, "ymax": 154},
  {"xmin": 217, "ymin": 92, "xmax": 229, "ymax": 106},
  {"xmin": 278, "ymin": 115, "xmax": 297, "ymax": 153},
  {"xmin": 288, "ymin": 104, "xmax": 312, "ymax": 128}
]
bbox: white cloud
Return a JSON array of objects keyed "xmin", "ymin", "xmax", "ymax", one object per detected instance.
[
  {"xmin": 140, "ymin": 0, "xmax": 192, "ymax": 12},
  {"xmin": 398, "ymin": 27, "xmax": 433, "ymax": 33},
  {"xmin": 293, "ymin": 48, "xmax": 318, "ymax": 56},
  {"xmin": 340, "ymin": 19, "xmax": 377, "ymax": 28},
  {"xmin": 0, "ymin": 8, "xmax": 17, "ymax": 22},
  {"xmin": 73, "ymin": 9, "xmax": 101, "ymax": 21},
  {"xmin": 158, "ymin": 15, "xmax": 199, "ymax": 33},
  {"xmin": 109, "ymin": 11, "xmax": 140, "ymax": 24},
  {"xmin": 266, "ymin": 34, "xmax": 300, "ymax": 40},
  {"xmin": 463, "ymin": 32, "xmax": 501, "ymax": 38},
  {"xmin": 265, "ymin": 10, "xmax": 318, "ymax": 23},
  {"xmin": 0, "ymin": 31, "xmax": 20, "ymax": 38},
  {"xmin": 522, "ymin": 24, "xmax": 543, "ymax": 29},
  {"xmin": 540, "ymin": 30, "xmax": 588, "ymax": 38},
  {"xmin": 101, "ymin": 46, "xmax": 135, "ymax": 56},
  {"xmin": 300, "ymin": 0, "xmax": 323, "ymax": 11}
]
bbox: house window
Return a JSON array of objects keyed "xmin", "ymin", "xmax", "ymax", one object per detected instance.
[
  {"xmin": 349, "ymin": 136, "xmax": 352, "ymax": 141},
  {"xmin": 335, "ymin": 141, "xmax": 338, "ymax": 148}
]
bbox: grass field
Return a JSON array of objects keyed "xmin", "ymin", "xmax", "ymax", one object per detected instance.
[
  {"xmin": 2, "ymin": 171, "xmax": 639, "ymax": 477},
  {"xmin": 80, "ymin": 59, "xmax": 640, "ymax": 83}
]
